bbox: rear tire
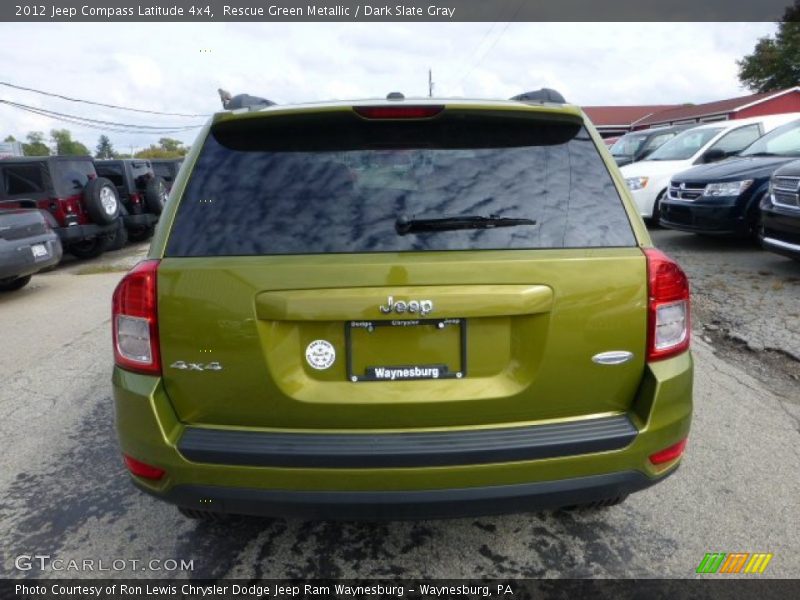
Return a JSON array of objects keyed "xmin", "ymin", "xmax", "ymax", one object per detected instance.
[
  {"xmin": 0, "ymin": 275, "xmax": 32, "ymax": 292},
  {"xmin": 144, "ymin": 177, "xmax": 168, "ymax": 216},
  {"xmin": 746, "ymin": 196, "xmax": 765, "ymax": 242},
  {"xmin": 128, "ymin": 225, "xmax": 154, "ymax": 243},
  {"xmin": 83, "ymin": 177, "xmax": 120, "ymax": 225},
  {"xmin": 178, "ymin": 507, "xmax": 226, "ymax": 522},
  {"xmin": 69, "ymin": 235, "xmax": 111, "ymax": 259},
  {"xmin": 107, "ymin": 219, "xmax": 129, "ymax": 251}
]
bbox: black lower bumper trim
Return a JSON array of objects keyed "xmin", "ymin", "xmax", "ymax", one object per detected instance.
[
  {"xmin": 178, "ymin": 415, "xmax": 638, "ymax": 468},
  {"xmin": 123, "ymin": 213, "xmax": 157, "ymax": 228},
  {"xmin": 138, "ymin": 470, "xmax": 668, "ymax": 520},
  {"xmin": 55, "ymin": 222, "xmax": 116, "ymax": 243}
]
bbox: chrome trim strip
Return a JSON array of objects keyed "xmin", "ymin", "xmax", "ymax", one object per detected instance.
[
  {"xmin": 762, "ymin": 237, "xmax": 800, "ymax": 253},
  {"xmin": 592, "ymin": 351, "xmax": 635, "ymax": 365},
  {"xmin": 771, "ymin": 192, "xmax": 800, "ymax": 209}
]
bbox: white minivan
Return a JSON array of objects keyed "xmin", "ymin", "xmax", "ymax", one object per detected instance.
[{"xmin": 621, "ymin": 113, "xmax": 800, "ymax": 223}]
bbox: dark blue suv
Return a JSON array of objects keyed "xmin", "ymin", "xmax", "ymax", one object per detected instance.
[{"xmin": 660, "ymin": 118, "xmax": 800, "ymax": 238}]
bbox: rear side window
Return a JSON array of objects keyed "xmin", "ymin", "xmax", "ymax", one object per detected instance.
[
  {"xmin": 1, "ymin": 164, "xmax": 46, "ymax": 196},
  {"xmin": 96, "ymin": 163, "xmax": 125, "ymax": 187},
  {"xmin": 130, "ymin": 161, "xmax": 153, "ymax": 190},
  {"xmin": 152, "ymin": 162, "xmax": 176, "ymax": 182},
  {"xmin": 53, "ymin": 160, "xmax": 96, "ymax": 197},
  {"xmin": 166, "ymin": 111, "xmax": 636, "ymax": 256}
]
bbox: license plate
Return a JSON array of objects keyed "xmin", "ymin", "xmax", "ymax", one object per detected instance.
[
  {"xmin": 31, "ymin": 244, "xmax": 48, "ymax": 259},
  {"xmin": 345, "ymin": 318, "xmax": 467, "ymax": 383}
]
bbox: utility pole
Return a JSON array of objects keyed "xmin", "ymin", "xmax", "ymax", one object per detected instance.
[{"xmin": 428, "ymin": 69, "xmax": 434, "ymax": 98}]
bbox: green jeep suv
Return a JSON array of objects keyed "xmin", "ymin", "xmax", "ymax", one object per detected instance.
[{"xmin": 112, "ymin": 91, "xmax": 692, "ymax": 520}]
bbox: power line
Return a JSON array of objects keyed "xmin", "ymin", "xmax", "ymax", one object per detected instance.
[
  {"xmin": 453, "ymin": 0, "xmax": 525, "ymax": 88},
  {"xmin": 0, "ymin": 99, "xmax": 203, "ymax": 130},
  {"xmin": 0, "ymin": 81, "xmax": 211, "ymax": 118},
  {"xmin": 0, "ymin": 99, "xmax": 203, "ymax": 134},
  {"xmin": 449, "ymin": 22, "xmax": 502, "ymax": 85}
]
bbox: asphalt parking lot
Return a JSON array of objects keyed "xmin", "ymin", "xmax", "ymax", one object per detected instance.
[{"xmin": 0, "ymin": 232, "xmax": 798, "ymax": 579}]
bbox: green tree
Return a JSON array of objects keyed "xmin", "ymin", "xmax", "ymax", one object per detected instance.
[
  {"xmin": 22, "ymin": 131, "xmax": 50, "ymax": 156},
  {"xmin": 738, "ymin": 2, "xmax": 800, "ymax": 92},
  {"xmin": 134, "ymin": 137, "xmax": 188, "ymax": 159},
  {"xmin": 51, "ymin": 129, "xmax": 90, "ymax": 156},
  {"xmin": 158, "ymin": 137, "xmax": 184, "ymax": 153},
  {"xmin": 95, "ymin": 134, "xmax": 116, "ymax": 159},
  {"xmin": 4, "ymin": 135, "xmax": 16, "ymax": 142}
]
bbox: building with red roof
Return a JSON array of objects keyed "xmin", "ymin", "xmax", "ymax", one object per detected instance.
[{"xmin": 583, "ymin": 87, "xmax": 800, "ymax": 138}]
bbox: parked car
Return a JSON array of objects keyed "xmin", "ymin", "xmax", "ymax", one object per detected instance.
[
  {"xmin": 759, "ymin": 160, "xmax": 800, "ymax": 261},
  {"xmin": 94, "ymin": 159, "xmax": 168, "ymax": 244},
  {"xmin": 661, "ymin": 118, "xmax": 800, "ymax": 238},
  {"xmin": 621, "ymin": 114, "xmax": 800, "ymax": 225},
  {"xmin": 0, "ymin": 200, "xmax": 63, "ymax": 291},
  {"xmin": 610, "ymin": 125, "xmax": 694, "ymax": 167},
  {"xmin": 150, "ymin": 158, "xmax": 183, "ymax": 192},
  {"xmin": 0, "ymin": 156, "xmax": 120, "ymax": 259},
  {"xmin": 113, "ymin": 91, "xmax": 693, "ymax": 521}
]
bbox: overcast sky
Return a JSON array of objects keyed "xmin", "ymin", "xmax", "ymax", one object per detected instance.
[{"xmin": 0, "ymin": 22, "xmax": 777, "ymax": 153}]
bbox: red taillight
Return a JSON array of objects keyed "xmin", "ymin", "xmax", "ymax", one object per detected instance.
[
  {"xmin": 123, "ymin": 454, "xmax": 165, "ymax": 480},
  {"xmin": 644, "ymin": 248, "xmax": 690, "ymax": 361},
  {"xmin": 57, "ymin": 194, "xmax": 83, "ymax": 216},
  {"xmin": 130, "ymin": 192, "xmax": 142, "ymax": 205},
  {"xmin": 112, "ymin": 259, "xmax": 161, "ymax": 375},
  {"xmin": 354, "ymin": 105, "xmax": 444, "ymax": 119},
  {"xmin": 649, "ymin": 438, "xmax": 688, "ymax": 465}
]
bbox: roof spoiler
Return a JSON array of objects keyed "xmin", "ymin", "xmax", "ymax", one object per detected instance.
[
  {"xmin": 510, "ymin": 88, "xmax": 566, "ymax": 104},
  {"xmin": 218, "ymin": 89, "xmax": 276, "ymax": 111}
]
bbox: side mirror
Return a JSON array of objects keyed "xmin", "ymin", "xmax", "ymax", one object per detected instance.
[{"xmin": 702, "ymin": 148, "xmax": 726, "ymax": 163}]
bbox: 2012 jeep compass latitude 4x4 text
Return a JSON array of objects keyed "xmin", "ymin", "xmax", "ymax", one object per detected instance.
[{"xmin": 112, "ymin": 91, "xmax": 693, "ymax": 520}]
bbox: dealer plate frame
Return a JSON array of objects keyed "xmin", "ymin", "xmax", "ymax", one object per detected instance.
[{"xmin": 345, "ymin": 318, "xmax": 467, "ymax": 383}]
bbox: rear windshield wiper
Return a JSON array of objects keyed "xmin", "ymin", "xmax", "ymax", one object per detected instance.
[
  {"xmin": 395, "ymin": 214, "xmax": 537, "ymax": 235},
  {"xmin": 743, "ymin": 152, "xmax": 778, "ymax": 157}
]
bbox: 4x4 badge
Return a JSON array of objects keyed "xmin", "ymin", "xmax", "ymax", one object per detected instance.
[{"xmin": 170, "ymin": 361, "xmax": 223, "ymax": 371}]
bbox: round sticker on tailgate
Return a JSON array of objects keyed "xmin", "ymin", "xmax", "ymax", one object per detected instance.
[{"xmin": 305, "ymin": 340, "xmax": 336, "ymax": 370}]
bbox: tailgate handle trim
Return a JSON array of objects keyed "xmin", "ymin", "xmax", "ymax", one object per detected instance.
[{"xmin": 255, "ymin": 285, "xmax": 553, "ymax": 321}]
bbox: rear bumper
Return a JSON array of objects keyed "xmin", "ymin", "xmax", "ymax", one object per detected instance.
[
  {"xmin": 56, "ymin": 222, "xmax": 116, "ymax": 244},
  {"xmin": 134, "ymin": 470, "xmax": 669, "ymax": 520},
  {"xmin": 113, "ymin": 352, "xmax": 693, "ymax": 519},
  {"xmin": 178, "ymin": 415, "xmax": 637, "ymax": 468},
  {"xmin": 0, "ymin": 233, "xmax": 63, "ymax": 280},
  {"xmin": 122, "ymin": 213, "xmax": 158, "ymax": 229}
]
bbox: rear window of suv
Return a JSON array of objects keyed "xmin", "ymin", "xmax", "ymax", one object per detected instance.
[
  {"xmin": 53, "ymin": 160, "xmax": 96, "ymax": 197},
  {"xmin": 166, "ymin": 110, "xmax": 636, "ymax": 256},
  {"xmin": 129, "ymin": 161, "xmax": 154, "ymax": 190}
]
